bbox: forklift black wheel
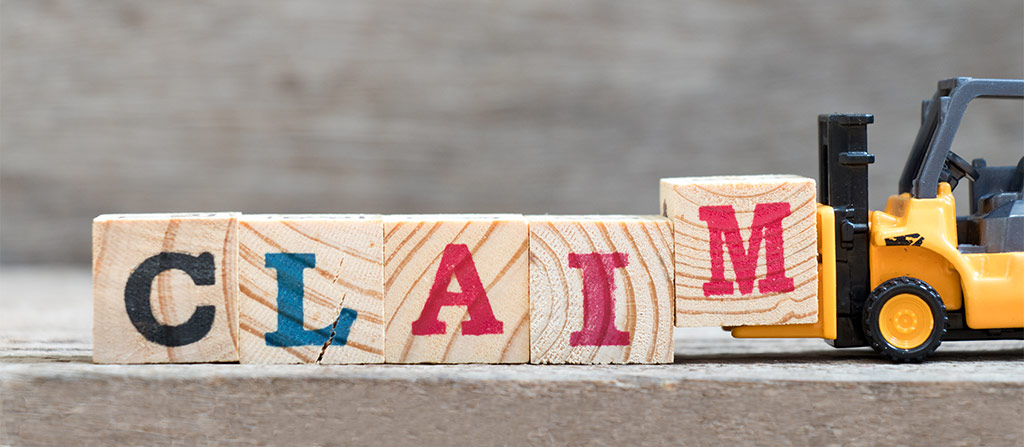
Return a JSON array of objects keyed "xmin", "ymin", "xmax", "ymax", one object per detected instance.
[{"xmin": 863, "ymin": 277, "xmax": 948, "ymax": 363}]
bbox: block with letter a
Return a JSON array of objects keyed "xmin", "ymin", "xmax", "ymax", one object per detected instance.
[
  {"xmin": 384, "ymin": 215, "xmax": 529, "ymax": 363},
  {"xmin": 660, "ymin": 175, "xmax": 818, "ymax": 327}
]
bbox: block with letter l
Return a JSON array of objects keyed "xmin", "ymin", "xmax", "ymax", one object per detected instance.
[{"xmin": 237, "ymin": 215, "xmax": 384, "ymax": 364}]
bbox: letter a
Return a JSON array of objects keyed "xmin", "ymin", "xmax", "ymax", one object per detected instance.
[
  {"xmin": 568, "ymin": 252, "xmax": 631, "ymax": 346},
  {"xmin": 698, "ymin": 202, "xmax": 795, "ymax": 296},
  {"xmin": 411, "ymin": 244, "xmax": 504, "ymax": 336}
]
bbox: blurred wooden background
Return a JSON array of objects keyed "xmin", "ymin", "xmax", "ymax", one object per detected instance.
[{"xmin": 2, "ymin": 0, "xmax": 1022, "ymax": 264}]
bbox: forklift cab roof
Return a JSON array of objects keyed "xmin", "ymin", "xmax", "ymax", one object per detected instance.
[{"xmin": 899, "ymin": 77, "xmax": 1024, "ymax": 198}]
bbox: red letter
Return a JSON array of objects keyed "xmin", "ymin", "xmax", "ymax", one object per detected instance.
[
  {"xmin": 410, "ymin": 244, "xmax": 503, "ymax": 336},
  {"xmin": 568, "ymin": 252, "xmax": 631, "ymax": 346},
  {"xmin": 698, "ymin": 203, "xmax": 795, "ymax": 297}
]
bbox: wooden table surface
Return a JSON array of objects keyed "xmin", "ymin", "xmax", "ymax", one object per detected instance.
[{"xmin": 2, "ymin": 267, "xmax": 1022, "ymax": 446}]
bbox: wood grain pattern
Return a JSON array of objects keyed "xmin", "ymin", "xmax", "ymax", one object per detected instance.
[
  {"xmin": 660, "ymin": 176, "xmax": 818, "ymax": 327},
  {"xmin": 528, "ymin": 216, "xmax": 673, "ymax": 364},
  {"xmin": 238, "ymin": 215, "xmax": 383, "ymax": 364},
  {"xmin": 7, "ymin": 267, "xmax": 1024, "ymax": 447},
  {"xmin": 384, "ymin": 215, "xmax": 529, "ymax": 363},
  {"xmin": 91, "ymin": 213, "xmax": 239, "ymax": 363}
]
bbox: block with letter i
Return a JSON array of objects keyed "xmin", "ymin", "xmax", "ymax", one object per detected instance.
[
  {"xmin": 92, "ymin": 213, "xmax": 240, "ymax": 364},
  {"xmin": 528, "ymin": 216, "xmax": 674, "ymax": 364},
  {"xmin": 384, "ymin": 215, "xmax": 529, "ymax": 363},
  {"xmin": 660, "ymin": 175, "xmax": 818, "ymax": 327},
  {"xmin": 237, "ymin": 215, "xmax": 384, "ymax": 364}
]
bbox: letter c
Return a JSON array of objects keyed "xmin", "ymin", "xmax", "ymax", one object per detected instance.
[{"xmin": 123, "ymin": 252, "xmax": 217, "ymax": 347}]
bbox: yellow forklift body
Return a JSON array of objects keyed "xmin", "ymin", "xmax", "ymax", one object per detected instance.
[
  {"xmin": 731, "ymin": 204, "xmax": 837, "ymax": 339},
  {"xmin": 961, "ymin": 252, "xmax": 1024, "ymax": 328},
  {"xmin": 870, "ymin": 183, "xmax": 1024, "ymax": 329},
  {"xmin": 869, "ymin": 183, "xmax": 964, "ymax": 311}
]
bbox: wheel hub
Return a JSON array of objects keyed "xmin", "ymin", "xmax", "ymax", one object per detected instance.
[
  {"xmin": 879, "ymin": 294, "xmax": 934, "ymax": 350},
  {"xmin": 893, "ymin": 309, "xmax": 918, "ymax": 333}
]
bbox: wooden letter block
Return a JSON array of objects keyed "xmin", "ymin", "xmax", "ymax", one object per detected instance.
[
  {"xmin": 238, "ymin": 215, "xmax": 384, "ymax": 364},
  {"xmin": 384, "ymin": 215, "xmax": 529, "ymax": 363},
  {"xmin": 528, "ymin": 216, "xmax": 674, "ymax": 364},
  {"xmin": 92, "ymin": 213, "xmax": 239, "ymax": 363},
  {"xmin": 660, "ymin": 175, "xmax": 818, "ymax": 327}
]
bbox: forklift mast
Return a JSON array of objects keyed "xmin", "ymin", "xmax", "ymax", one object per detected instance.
[
  {"xmin": 818, "ymin": 114, "xmax": 875, "ymax": 348},
  {"xmin": 899, "ymin": 78, "xmax": 1024, "ymax": 199}
]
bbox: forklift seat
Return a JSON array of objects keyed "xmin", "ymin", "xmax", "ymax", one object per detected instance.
[
  {"xmin": 959, "ymin": 156, "xmax": 1024, "ymax": 253},
  {"xmin": 970, "ymin": 156, "xmax": 1023, "ymax": 213}
]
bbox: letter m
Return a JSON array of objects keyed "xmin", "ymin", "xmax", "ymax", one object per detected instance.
[{"xmin": 698, "ymin": 203, "xmax": 795, "ymax": 296}]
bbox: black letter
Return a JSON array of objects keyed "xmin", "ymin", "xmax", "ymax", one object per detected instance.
[{"xmin": 124, "ymin": 252, "xmax": 217, "ymax": 347}]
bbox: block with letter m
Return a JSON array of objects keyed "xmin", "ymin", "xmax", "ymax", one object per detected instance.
[{"xmin": 660, "ymin": 175, "xmax": 818, "ymax": 327}]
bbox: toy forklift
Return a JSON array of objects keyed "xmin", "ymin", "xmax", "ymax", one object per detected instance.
[{"xmin": 732, "ymin": 77, "xmax": 1024, "ymax": 362}]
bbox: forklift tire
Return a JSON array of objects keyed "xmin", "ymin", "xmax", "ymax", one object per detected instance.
[{"xmin": 863, "ymin": 277, "xmax": 947, "ymax": 363}]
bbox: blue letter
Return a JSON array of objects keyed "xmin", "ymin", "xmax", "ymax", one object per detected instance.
[{"xmin": 264, "ymin": 253, "xmax": 356, "ymax": 348}]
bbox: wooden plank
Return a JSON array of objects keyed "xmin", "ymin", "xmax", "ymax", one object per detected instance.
[
  {"xmin": 5, "ymin": 362, "xmax": 1024, "ymax": 447},
  {"xmin": 383, "ymin": 215, "xmax": 529, "ymax": 363},
  {"xmin": 528, "ymin": 216, "xmax": 674, "ymax": 364},
  {"xmin": 237, "ymin": 215, "xmax": 383, "ymax": 364},
  {"xmin": 91, "ymin": 213, "xmax": 239, "ymax": 363},
  {"xmin": 6, "ymin": 267, "xmax": 1024, "ymax": 446},
  {"xmin": 660, "ymin": 176, "xmax": 818, "ymax": 327}
]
